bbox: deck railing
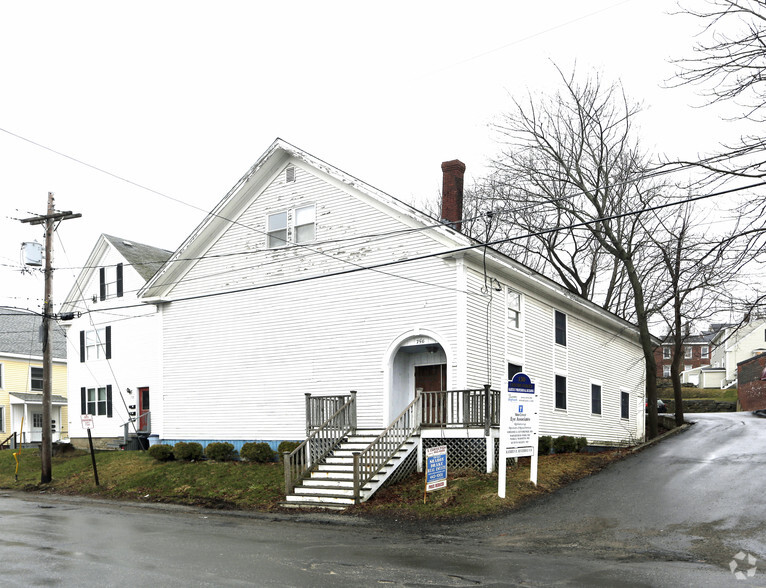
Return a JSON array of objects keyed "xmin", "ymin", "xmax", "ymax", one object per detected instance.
[
  {"xmin": 353, "ymin": 390, "xmax": 422, "ymax": 502},
  {"xmin": 0, "ymin": 432, "xmax": 17, "ymax": 450},
  {"xmin": 306, "ymin": 393, "xmax": 355, "ymax": 435},
  {"xmin": 285, "ymin": 391, "xmax": 357, "ymax": 494},
  {"xmin": 421, "ymin": 387, "xmax": 500, "ymax": 430}
]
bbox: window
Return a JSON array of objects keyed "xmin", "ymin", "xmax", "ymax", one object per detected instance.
[
  {"xmin": 685, "ymin": 346, "xmax": 693, "ymax": 359},
  {"xmin": 663, "ymin": 365, "xmax": 671, "ymax": 378},
  {"xmin": 507, "ymin": 289, "xmax": 521, "ymax": 329},
  {"xmin": 591, "ymin": 383, "xmax": 602, "ymax": 415},
  {"xmin": 684, "ymin": 364, "xmax": 692, "ymax": 373},
  {"xmin": 621, "ymin": 391, "xmax": 629, "ymax": 419},
  {"xmin": 99, "ymin": 263, "xmax": 123, "ymax": 300},
  {"xmin": 31, "ymin": 367, "xmax": 43, "ymax": 391},
  {"xmin": 267, "ymin": 206, "xmax": 317, "ymax": 248},
  {"xmin": 294, "ymin": 205, "xmax": 316, "ymax": 243},
  {"xmin": 267, "ymin": 211, "xmax": 288, "ymax": 248},
  {"xmin": 555, "ymin": 375, "xmax": 567, "ymax": 410},
  {"xmin": 701, "ymin": 346, "xmax": 709, "ymax": 359},
  {"xmin": 82, "ymin": 385, "xmax": 112, "ymax": 417},
  {"xmin": 0, "ymin": 406, "xmax": 4, "ymax": 432},
  {"xmin": 662, "ymin": 346, "xmax": 671, "ymax": 359},
  {"xmin": 508, "ymin": 363, "xmax": 522, "ymax": 380},
  {"xmin": 554, "ymin": 311, "xmax": 567, "ymax": 346},
  {"xmin": 32, "ymin": 413, "xmax": 43, "ymax": 428},
  {"xmin": 80, "ymin": 327, "xmax": 111, "ymax": 362},
  {"xmin": 0, "ymin": 362, "xmax": 3, "ymax": 389}
]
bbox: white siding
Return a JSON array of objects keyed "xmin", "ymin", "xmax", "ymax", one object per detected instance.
[
  {"xmin": 66, "ymin": 243, "xmax": 163, "ymax": 440},
  {"xmin": 161, "ymin": 165, "xmax": 458, "ymax": 441}
]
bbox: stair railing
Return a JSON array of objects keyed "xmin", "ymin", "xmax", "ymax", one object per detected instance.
[
  {"xmin": 0, "ymin": 432, "xmax": 17, "ymax": 450},
  {"xmin": 353, "ymin": 390, "xmax": 422, "ymax": 503},
  {"xmin": 285, "ymin": 391, "xmax": 357, "ymax": 495}
]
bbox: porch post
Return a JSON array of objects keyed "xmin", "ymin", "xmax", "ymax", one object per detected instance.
[
  {"xmin": 352, "ymin": 452, "xmax": 361, "ymax": 504},
  {"xmin": 483, "ymin": 384, "xmax": 491, "ymax": 436},
  {"xmin": 350, "ymin": 390, "xmax": 357, "ymax": 433},
  {"xmin": 305, "ymin": 392, "xmax": 312, "ymax": 437}
]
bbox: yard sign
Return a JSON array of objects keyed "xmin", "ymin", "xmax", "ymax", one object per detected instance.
[
  {"xmin": 498, "ymin": 373, "xmax": 539, "ymax": 498},
  {"xmin": 424, "ymin": 445, "xmax": 447, "ymax": 502}
]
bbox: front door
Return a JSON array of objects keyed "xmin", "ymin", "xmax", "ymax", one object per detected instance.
[
  {"xmin": 416, "ymin": 364, "xmax": 447, "ymax": 425},
  {"xmin": 138, "ymin": 387, "xmax": 150, "ymax": 432},
  {"xmin": 31, "ymin": 411, "xmax": 43, "ymax": 442}
]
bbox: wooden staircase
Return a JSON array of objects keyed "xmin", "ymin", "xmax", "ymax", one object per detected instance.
[{"xmin": 282, "ymin": 428, "xmax": 419, "ymax": 510}]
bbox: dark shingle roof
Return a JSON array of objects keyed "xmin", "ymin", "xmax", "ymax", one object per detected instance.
[
  {"xmin": 103, "ymin": 235, "xmax": 173, "ymax": 282},
  {"xmin": 0, "ymin": 308, "xmax": 67, "ymax": 359}
]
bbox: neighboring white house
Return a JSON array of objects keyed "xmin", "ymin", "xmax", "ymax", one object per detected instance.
[
  {"xmin": 61, "ymin": 235, "xmax": 171, "ymax": 449},
  {"xmin": 137, "ymin": 138, "xmax": 648, "ymax": 451},
  {"xmin": 708, "ymin": 319, "xmax": 766, "ymax": 388}
]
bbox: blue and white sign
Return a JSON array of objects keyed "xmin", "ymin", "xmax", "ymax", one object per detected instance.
[
  {"xmin": 425, "ymin": 445, "xmax": 447, "ymax": 492},
  {"xmin": 499, "ymin": 373, "xmax": 539, "ymax": 496}
]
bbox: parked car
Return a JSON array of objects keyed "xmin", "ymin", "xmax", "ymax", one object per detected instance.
[{"xmin": 645, "ymin": 399, "xmax": 668, "ymax": 413}]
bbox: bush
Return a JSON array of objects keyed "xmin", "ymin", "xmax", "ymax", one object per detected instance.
[
  {"xmin": 173, "ymin": 441, "xmax": 203, "ymax": 461},
  {"xmin": 574, "ymin": 437, "xmax": 588, "ymax": 452},
  {"xmin": 148, "ymin": 444, "xmax": 175, "ymax": 462},
  {"xmin": 205, "ymin": 442, "xmax": 236, "ymax": 462},
  {"xmin": 277, "ymin": 440, "xmax": 300, "ymax": 460},
  {"xmin": 240, "ymin": 442, "xmax": 276, "ymax": 463},
  {"xmin": 552, "ymin": 435, "xmax": 578, "ymax": 454},
  {"xmin": 538, "ymin": 435, "xmax": 553, "ymax": 455}
]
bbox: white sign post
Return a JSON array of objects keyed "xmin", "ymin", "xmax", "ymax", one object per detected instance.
[{"xmin": 498, "ymin": 373, "xmax": 538, "ymax": 498}]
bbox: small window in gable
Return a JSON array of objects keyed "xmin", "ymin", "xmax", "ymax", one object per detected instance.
[
  {"xmin": 662, "ymin": 346, "xmax": 671, "ymax": 359},
  {"xmin": 294, "ymin": 205, "xmax": 316, "ymax": 243},
  {"xmin": 555, "ymin": 310, "xmax": 567, "ymax": 346},
  {"xmin": 285, "ymin": 165, "xmax": 296, "ymax": 183},
  {"xmin": 267, "ymin": 211, "xmax": 288, "ymax": 248}
]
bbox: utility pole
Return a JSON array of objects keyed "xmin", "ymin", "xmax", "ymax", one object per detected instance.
[{"xmin": 20, "ymin": 193, "xmax": 81, "ymax": 483}]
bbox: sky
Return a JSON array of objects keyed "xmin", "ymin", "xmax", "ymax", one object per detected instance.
[{"xmin": 0, "ymin": 0, "xmax": 743, "ymax": 314}]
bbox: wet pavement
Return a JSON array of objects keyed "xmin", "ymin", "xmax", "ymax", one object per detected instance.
[{"xmin": 0, "ymin": 412, "xmax": 764, "ymax": 586}]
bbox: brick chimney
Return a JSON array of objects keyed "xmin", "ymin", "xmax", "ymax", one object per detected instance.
[{"xmin": 441, "ymin": 159, "xmax": 466, "ymax": 232}]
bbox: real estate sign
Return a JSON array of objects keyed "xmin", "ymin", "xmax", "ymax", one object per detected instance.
[
  {"xmin": 498, "ymin": 373, "xmax": 539, "ymax": 497},
  {"xmin": 425, "ymin": 445, "xmax": 447, "ymax": 493}
]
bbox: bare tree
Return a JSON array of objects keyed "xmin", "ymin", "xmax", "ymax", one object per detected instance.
[
  {"xmin": 477, "ymin": 67, "xmax": 670, "ymax": 438},
  {"xmin": 647, "ymin": 198, "xmax": 748, "ymax": 425}
]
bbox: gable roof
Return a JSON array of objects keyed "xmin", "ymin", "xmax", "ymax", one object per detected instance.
[
  {"xmin": 138, "ymin": 138, "xmax": 654, "ymax": 346},
  {"xmin": 0, "ymin": 307, "xmax": 67, "ymax": 360},
  {"xmin": 103, "ymin": 235, "xmax": 173, "ymax": 281},
  {"xmin": 61, "ymin": 234, "xmax": 172, "ymax": 313}
]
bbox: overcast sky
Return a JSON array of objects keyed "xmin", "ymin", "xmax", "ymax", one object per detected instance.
[{"xmin": 0, "ymin": 0, "xmax": 740, "ymax": 313}]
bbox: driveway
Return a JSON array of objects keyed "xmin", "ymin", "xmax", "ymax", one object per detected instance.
[{"xmin": 451, "ymin": 411, "xmax": 766, "ymax": 572}]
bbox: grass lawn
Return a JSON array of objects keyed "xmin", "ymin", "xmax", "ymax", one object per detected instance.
[
  {"xmin": 658, "ymin": 384, "xmax": 737, "ymax": 403},
  {"xmin": 0, "ymin": 447, "xmax": 629, "ymax": 519}
]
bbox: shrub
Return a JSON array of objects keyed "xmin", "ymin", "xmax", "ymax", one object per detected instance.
[
  {"xmin": 277, "ymin": 440, "xmax": 300, "ymax": 460},
  {"xmin": 574, "ymin": 437, "xmax": 588, "ymax": 452},
  {"xmin": 173, "ymin": 441, "xmax": 203, "ymax": 461},
  {"xmin": 148, "ymin": 444, "xmax": 174, "ymax": 462},
  {"xmin": 205, "ymin": 442, "xmax": 236, "ymax": 462},
  {"xmin": 552, "ymin": 435, "xmax": 578, "ymax": 454},
  {"xmin": 240, "ymin": 442, "xmax": 276, "ymax": 463},
  {"xmin": 538, "ymin": 435, "xmax": 553, "ymax": 455}
]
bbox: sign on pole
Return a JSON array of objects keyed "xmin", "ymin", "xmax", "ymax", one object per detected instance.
[
  {"xmin": 498, "ymin": 373, "xmax": 539, "ymax": 498},
  {"xmin": 424, "ymin": 445, "xmax": 447, "ymax": 502},
  {"xmin": 80, "ymin": 414, "xmax": 94, "ymax": 430}
]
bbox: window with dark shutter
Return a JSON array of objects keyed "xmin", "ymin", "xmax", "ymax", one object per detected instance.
[
  {"xmin": 80, "ymin": 387, "xmax": 86, "ymax": 415},
  {"xmin": 105, "ymin": 326, "xmax": 112, "ymax": 359},
  {"xmin": 79, "ymin": 330, "xmax": 85, "ymax": 363},
  {"xmin": 555, "ymin": 375, "xmax": 567, "ymax": 410},
  {"xmin": 106, "ymin": 385, "xmax": 113, "ymax": 418},
  {"xmin": 591, "ymin": 383, "xmax": 602, "ymax": 414},
  {"xmin": 99, "ymin": 267, "xmax": 106, "ymax": 301},
  {"xmin": 116, "ymin": 263, "xmax": 123, "ymax": 297},
  {"xmin": 621, "ymin": 391, "xmax": 630, "ymax": 419},
  {"xmin": 555, "ymin": 311, "xmax": 567, "ymax": 346}
]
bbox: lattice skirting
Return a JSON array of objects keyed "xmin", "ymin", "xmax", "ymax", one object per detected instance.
[
  {"xmin": 422, "ymin": 437, "xmax": 492, "ymax": 472},
  {"xmin": 382, "ymin": 449, "xmax": 418, "ymax": 487}
]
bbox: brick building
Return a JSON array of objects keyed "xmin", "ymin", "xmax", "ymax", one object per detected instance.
[{"xmin": 737, "ymin": 353, "xmax": 766, "ymax": 411}]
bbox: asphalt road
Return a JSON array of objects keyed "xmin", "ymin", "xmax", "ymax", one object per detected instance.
[{"xmin": 0, "ymin": 412, "xmax": 763, "ymax": 587}]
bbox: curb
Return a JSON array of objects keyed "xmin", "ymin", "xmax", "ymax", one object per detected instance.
[{"xmin": 630, "ymin": 421, "xmax": 692, "ymax": 453}]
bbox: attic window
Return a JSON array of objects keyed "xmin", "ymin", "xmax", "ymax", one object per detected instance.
[{"xmin": 285, "ymin": 166, "xmax": 296, "ymax": 183}]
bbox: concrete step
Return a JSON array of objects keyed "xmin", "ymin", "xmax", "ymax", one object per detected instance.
[
  {"xmin": 294, "ymin": 486, "xmax": 355, "ymax": 497},
  {"xmin": 284, "ymin": 494, "xmax": 355, "ymax": 506},
  {"xmin": 280, "ymin": 501, "xmax": 349, "ymax": 511}
]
